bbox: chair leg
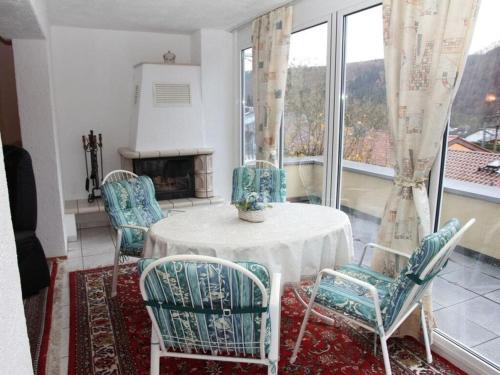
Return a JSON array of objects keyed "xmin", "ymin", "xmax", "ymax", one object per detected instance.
[
  {"xmin": 111, "ymin": 229, "xmax": 122, "ymax": 297},
  {"xmin": 420, "ymin": 303, "xmax": 433, "ymax": 364},
  {"xmin": 267, "ymin": 360, "xmax": 277, "ymax": 375},
  {"xmin": 150, "ymin": 328, "xmax": 160, "ymax": 375},
  {"xmin": 290, "ymin": 282, "xmax": 320, "ymax": 364},
  {"xmin": 379, "ymin": 334, "xmax": 392, "ymax": 375}
]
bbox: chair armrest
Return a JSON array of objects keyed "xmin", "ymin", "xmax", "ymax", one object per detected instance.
[
  {"xmin": 358, "ymin": 242, "xmax": 410, "ymax": 267},
  {"xmin": 119, "ymin": 224, "xmax": 149, "ymax": 233},
  {"xmin": 268, "ymin": 272, "xmax": 282, "ymax": 361},
  {"xmin": 316, "ymin": 268, "xmax": 384, "ymax": 329}
]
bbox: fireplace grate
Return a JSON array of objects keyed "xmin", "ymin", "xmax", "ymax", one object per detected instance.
[{"xmin": 133, "ymin": 156, "xmax": 194, "ymax": 200}]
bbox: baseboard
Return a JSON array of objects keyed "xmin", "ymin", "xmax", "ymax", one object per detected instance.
[{"xmin": 432, "ymin": 331, "xmax": 500, "ymax": 375}]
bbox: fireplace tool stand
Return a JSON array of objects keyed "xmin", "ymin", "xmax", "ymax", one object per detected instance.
[{"xmin": 82, "ymin": 130, "xmax": 103, "ymax": 203}]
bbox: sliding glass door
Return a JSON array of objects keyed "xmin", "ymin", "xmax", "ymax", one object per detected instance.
[
  {"xmin": 433, "ymin": 0, "xmax": 500, "ymax": 367},
  {"xmin": 239, "ymin": 1, "xmax": 498, "ymax": 368},
  {"xmin": 337, "ymin": 5, "xmax": 391, "ymax": 263},
  {"xmin": 284, "ymin": 23, "xmax": 329, "ymax": 204},
  {"xmin": 241, "ymin": 22, "xmax": 330, "ymax": 204},
  {"xmin": 241, "ymin": 48, "xmax": 255, "ymax": 163}
]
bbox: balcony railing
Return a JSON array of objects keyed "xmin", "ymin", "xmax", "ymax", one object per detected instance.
[{"xmin": 283, "ymin": 156, "xmax": 500, "ymax": 260}]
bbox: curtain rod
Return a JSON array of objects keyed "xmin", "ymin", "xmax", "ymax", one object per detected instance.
[{"xmin": 229, "ymin": 0, "xmax": 297, "ymax": 33}]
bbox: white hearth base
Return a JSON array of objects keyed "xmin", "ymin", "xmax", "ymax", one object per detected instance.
[{"xmin": 63, "ymin": 196, "xmax": 225, "ymax": 243}]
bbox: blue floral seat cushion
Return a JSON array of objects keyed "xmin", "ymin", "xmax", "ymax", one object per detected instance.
[
  {"xmin": 138, "ymin": 259, "xmax": 271, "ymax": 355},
  {"xmin": 231, "ymin": 167, "xmax": 286, "ymax": 203},
  {"xmin": 381, "ymin": 218, "xmax": 461, "ymax": 329},
  {"xmin": 306, "ymin": 220, "xmax": 461, "ymax": 330},
  {"xmin": 304, "ymin": 264, "xmax": 396, "ymax": 326},
  {"xmin": 121, "ymin": 241, "xmax": 144, "ymax": 257},
  {"xmin": 101, "ymin": 176, "xmax": 164, "ymax": 256}
]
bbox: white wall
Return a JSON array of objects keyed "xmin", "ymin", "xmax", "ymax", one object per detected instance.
[
  {"xmin": 50, "ymin": 26, "xmax": 192, "ymax": 199},
  {"xmin": 1, "ymin": 1, "xmax": 59, "ymax": 369},
  {"xmin": 0, "ymin": 135, "xmax": 33, "ymax": 375},
  {"xmin": 195, "ymin": 29, "xmax": 235, "ymax": 200},
  {"xmin": 13, "ymin": 38, "xmax": 67, "ymax": 257}
]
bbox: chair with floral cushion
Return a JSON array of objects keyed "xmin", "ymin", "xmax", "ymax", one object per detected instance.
[
  {"xmin": 231, "ymin": 160, "xmax": 287, "ymax": 204},
  {"xmin": 101, "ymin": 170, "xmax": 165, "ymax": 297},
  {"xmin": 291, "ymin": 218, "xmax": 475, "ymax": 375},
  {"xmin": 138, "ymin": 255, "xmax": 282, "ymax": 375}
]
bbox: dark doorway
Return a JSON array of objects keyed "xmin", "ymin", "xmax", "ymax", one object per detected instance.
[{"xmin": 0, "ymin": 37, "xmax": 22, "ymax": 146}]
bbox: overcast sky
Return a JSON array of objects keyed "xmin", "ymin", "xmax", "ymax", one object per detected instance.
[{"xmin": 287, "ymin": 0, "xmax": 499, "ymax": 66}]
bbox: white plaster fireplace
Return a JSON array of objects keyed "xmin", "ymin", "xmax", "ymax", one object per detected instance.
[
  {"xmin": 129, "ymin": 63, "xmax": 204, "ymax": 152},
  {"xmin": 118, "ymin": 62, "xmax": 215, "ymax": 200}
]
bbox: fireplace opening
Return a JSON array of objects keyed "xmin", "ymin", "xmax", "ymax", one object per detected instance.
[{"xmin": 133, "ymin": 156, "xmax": 195, "ymax": 200}]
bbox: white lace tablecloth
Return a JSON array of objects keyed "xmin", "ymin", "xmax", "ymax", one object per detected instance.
[{"xmin": 144, "ymin": 203, "xmax": 354, "ymax": 283}]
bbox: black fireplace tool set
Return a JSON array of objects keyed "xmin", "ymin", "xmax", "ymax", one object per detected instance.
[{"xmin": 82, "ymin": 130, "xmax": 103, "ymax": 203}]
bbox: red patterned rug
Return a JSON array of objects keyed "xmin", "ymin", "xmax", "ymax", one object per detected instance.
[
  {"xmin": 69, "ymin": 264, "xmax": 465, "ymax": 374},
  {"xmin": 24, "ymin": 259, "xmax": 58, "ymax": 375}
]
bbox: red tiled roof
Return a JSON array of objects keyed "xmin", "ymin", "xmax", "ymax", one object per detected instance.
[
  {"xmin": 445, "ymin": 150, "xmax": 499, "ymax": 187},
  {"xmin": 344, "ymin": 132, "xmax": 499, "ymax": 187},
  {"xmin": 343, "ymin": 129, "xmax": 394, "ymax": 167},
  {"xmin": 447, "ymin": 136, "xmax": 491, "ymax": 152}
]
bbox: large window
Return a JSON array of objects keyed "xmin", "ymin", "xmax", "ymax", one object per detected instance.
[
  {"xmin": 284, "ymin": 23, "xmax": 328, "ymax": 204},
  {"xmin": 434, "ymin": 0, "xmax": 500, "ymax": 367},
  {"xmin": 241, "ymin": 23, "xmax": 329, "ymax": 204},
  {"xmin": 239, "ymin": 1, "xmax": 499, "ymax": 368},
  {"xmin": 338, "ymin": 5, "xmax": 391, "ymax": 262},
  {"xmin": 242, "ymin": 48, "xmax": 255, "ymax": 163}
]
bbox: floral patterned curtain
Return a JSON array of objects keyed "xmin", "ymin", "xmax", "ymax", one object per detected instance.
[
  {"xmin": 252, "ymin": 6, "xmax": 293, "ymax": 165},
  {"xmin": 374, "ymin": 0, "xmax": 480, "ymax": 338}
]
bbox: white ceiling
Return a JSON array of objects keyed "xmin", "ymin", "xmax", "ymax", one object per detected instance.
[
  {"xmin": 47, "ymin": 0, "xmax": 291, "ymax": 34},
  {"xmin": 0, "ymin": 0, "xmax": 43, "ymax": 39}
]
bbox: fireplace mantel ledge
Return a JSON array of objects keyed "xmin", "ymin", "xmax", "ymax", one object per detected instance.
[{"xmin": 119, "ymin": 147, "xmax": 214, "ymax": 159}]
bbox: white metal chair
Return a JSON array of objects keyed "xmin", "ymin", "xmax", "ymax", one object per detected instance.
[
  {"xmin": 138, "ymin": 255, "xmax": 282, "ymax": 374},
  {"xmin": 101, "ymin": 170, "xmax": 165, "ymax": 297},
  {"xmin": 102, "ymin": 169, "xmax": 138, "ymax": 184},
  {"xmin": 291, "ymin": 218, "xmax": 475, "ymax": 375}
]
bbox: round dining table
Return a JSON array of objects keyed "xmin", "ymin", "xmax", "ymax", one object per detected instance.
[{"xmin": 143, "ymin": 203, "xmax": 354, "ymax": 284}]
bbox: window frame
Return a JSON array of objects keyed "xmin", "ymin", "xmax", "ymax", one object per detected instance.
[
  {"xmin": 236, "ymin": 0, "xmax": 498, "ymax": 370},
  {"xmin": 334, "ymin": 2, "xmax": 386, "ymax": 209},
  {"xmin": 240, "ymin": 47, "xmax": 253, "ymax": 166},
  {"xmin": 239, "ymin": 18, "xmax": 334, "ymax": 205}
]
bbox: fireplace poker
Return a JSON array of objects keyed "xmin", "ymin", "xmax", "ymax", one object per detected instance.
[
  {"xmin": 98, "ymin": 133, "xmax": 103, "ymax": 182},
  {"xmin": 82, "ymin": 135, "xmax": 90, "ymax": 193}
]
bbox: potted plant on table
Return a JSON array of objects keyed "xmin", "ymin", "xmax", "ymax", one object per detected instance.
[{"xmin": 234, "ymin": 192, "xmax": 271, "ymax": 223}]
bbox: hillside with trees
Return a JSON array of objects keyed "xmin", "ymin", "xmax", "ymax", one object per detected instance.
[{"xmin": 244, "ymin": 45, "xmax": 499, "ymax": 160}]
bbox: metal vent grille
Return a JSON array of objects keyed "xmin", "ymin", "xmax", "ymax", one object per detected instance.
[
  {"xmin": 153, "ymin": 83, "xmax": 191, "ymax": 106},
  {"xmin": 134, "ymin": 85, "xmax": 140, "ymax": 104}
]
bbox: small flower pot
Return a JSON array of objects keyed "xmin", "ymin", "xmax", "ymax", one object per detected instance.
[{"xmin": 238, "ymin": 208, "xmax": 266, "ymax": 223}]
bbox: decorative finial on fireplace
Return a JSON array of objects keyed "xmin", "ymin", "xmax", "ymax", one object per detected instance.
[{"xmin": 163, "ymin": 50, "xmax": 176, "ymax": 64}]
